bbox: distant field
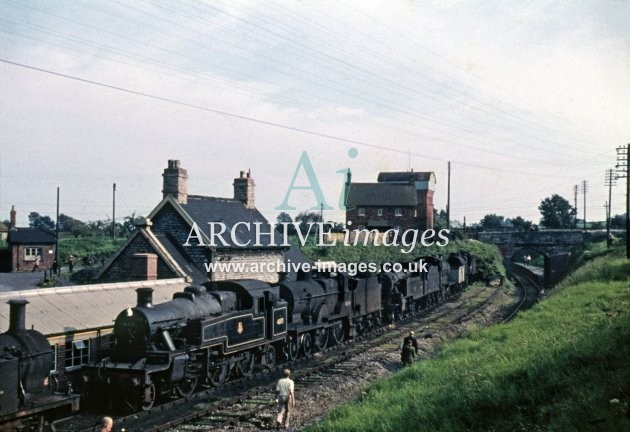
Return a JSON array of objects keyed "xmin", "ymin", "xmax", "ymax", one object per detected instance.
[{"xmin": 308, "ymin": 249, "xmax": 629, "ymax": 432}]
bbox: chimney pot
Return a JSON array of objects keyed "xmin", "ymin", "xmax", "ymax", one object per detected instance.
[
  {"xmin": 10, "ymin": 205, "xmax": 16, "ymax": 229},
  {"xmin": 233, "ymin": 170, "xmax": 256, "ymax": 209},
  {"xmin": 162, "ymin": 160, "xmax": 188, "ymax": 204}
]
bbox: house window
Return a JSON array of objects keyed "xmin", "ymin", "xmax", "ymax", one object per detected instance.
[
  {"xmin": 358, "ymin": 208, "xmax": 366, "ymax": 216},
  {"xmin": 357, "ymin": 225, "xmax": 365, "ymax": 230},
  {"xmin": 377, "ymin": 208, "xmax": 383, "ymax": 217},
  {"xmin": 395, "ymin": 208, "xmax": 403, "ymax": 216},
  {"xmin": 24, "ymin": 247, "xmax": 43, "ymax": 261},
  {"xmin": 65, "ymin": 339, "xmax": 90, "ymax": 369},
  {"xmin": 414, "ymin": 210, "xmax": 417, "ymax": 217}
]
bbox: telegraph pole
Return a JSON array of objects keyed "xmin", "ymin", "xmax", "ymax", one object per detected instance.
[
  {"xmin": 112, "ymin": 183, "xmax": 116, "ymax": 239},
  {"xmin": 581, "ymin": 180, "xmax": 588, "ymax": 229},
  {"xmin": 605, "ymin": 169, "xmax": 618, "ymax": 248},
  {"xmin": 55, "ymin": 187, "xmax": 59, "ymax": 275},
  {"xmin": 573, "ymin": 184, "xmax": 578, "ymax": 229},
  {"xmin": 446, "ymin": 161, "xmax": 451, "ymax": 230},
  {"xmin": 616, "ymin": 145, "xmax": 630, "ymax": 258}
]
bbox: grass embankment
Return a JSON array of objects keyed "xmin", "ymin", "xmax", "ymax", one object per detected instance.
[
  {"xmin": 308, "ymin": 251, "xmax": 630, "ymax": 432},
  {"xmin": 298, "ymin": 239, "xmax": 505, "ymax": 279},
  {"xmin": 57, "ymin": 237, "xmax": 126, "ymax": 264}
]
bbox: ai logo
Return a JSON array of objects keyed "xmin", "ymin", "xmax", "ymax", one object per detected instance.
[{"xmin": 275, "ymin": 148, "xmax": 358, "ymax": 211}]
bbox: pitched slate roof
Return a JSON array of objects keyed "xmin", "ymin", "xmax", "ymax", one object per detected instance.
[
  {"xmin": 346, "ymin": 183, "xmax": 417, "ymax": 207},
  {"xmin": 8, "ymin": 228, "xmax": 56, "ymax": 244},
  {"xmin": 377, "ymin": 171, "xmax": 435, "ymax": 183},
  {"xmin": 152, "ymin": 233, "xmax": 208, "ymax": 284},
  {"xmin": 172, "ymin": 195, "xmax": 285, "ymax": 249},
  {"xmin": 0, "ymin": 278, "xmax": 189, "ymax": 336}
]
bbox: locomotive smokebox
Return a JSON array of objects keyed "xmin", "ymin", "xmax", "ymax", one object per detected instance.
[
  {"xmin": 7, "ymin": 299, "xmax": 28, "ymax": 334},
  {"xmin": 136, "ymin": 288, "xmax": 154, "ymax": 308}
]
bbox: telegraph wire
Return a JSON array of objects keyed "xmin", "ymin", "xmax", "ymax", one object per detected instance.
[{"xmin": 0, "ymin": 57, "xmax": 582, "ymax": 179}]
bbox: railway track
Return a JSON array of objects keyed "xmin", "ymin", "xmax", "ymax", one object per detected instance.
[
  {"xmin": 504, "ymin": 265, "xmax": 543, "ymax": 322},
  {"xmin": 52, "ymin": 283, "xmax": 503, "ymax": 432}
]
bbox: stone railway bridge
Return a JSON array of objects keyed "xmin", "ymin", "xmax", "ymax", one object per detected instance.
[{"xmin": 478, "ymin": 230, "xmax": 585, "ymax": 287}]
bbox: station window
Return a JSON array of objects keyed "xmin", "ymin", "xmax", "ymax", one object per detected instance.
[
  {"xmin": 377, "ymin": 208, "xmax": 383, "ymax": 216},
  {"xmin": 65, "ymin": 339, "xmax": 90, "ymax": 369},
  {"xmin": 50, "ymin": 344, "xmax": 58, "ymax": 373},
  {"xmin": 358, "ymin": 208, "xmax": 366, "ymax": 216},
  {"xmin": 395, "ymin": 208, "xmax": 403, "ymax": 216},
  {"xmin": 24, "ymin": 247, "xmax": 42, "ymax": 261}
]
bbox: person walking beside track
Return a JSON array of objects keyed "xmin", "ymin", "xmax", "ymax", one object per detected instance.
[
  {"xmin": 403, "ymin": 331, "xmax": 418, "ymax": 355},
  {"xmin": 401, "ymin": 339, "xmax": 416, "ymax": 366},
  {"xmin": 275, "ymin": 368, "xmax": 295, "ymax": 429}
]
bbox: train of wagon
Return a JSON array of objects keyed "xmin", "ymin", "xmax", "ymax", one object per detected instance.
[{"xmin": 72, "ymin": 251, "xmax": 478, "ymax": 411}]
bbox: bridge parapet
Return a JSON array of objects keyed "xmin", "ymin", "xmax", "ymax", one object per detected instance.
[{"xmin": 478, "ymin": 230, "xmax": 584, "ymax": 246}]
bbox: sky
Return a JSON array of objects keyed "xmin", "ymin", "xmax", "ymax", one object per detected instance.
[{"xmin": 1, "ymin": 0, "xmax": 629, "ymax": 228}]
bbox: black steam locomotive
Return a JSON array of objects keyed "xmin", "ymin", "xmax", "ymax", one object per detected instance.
[
  {"xmin": 0, "ymin": 300, "xmax": 80, "ymax": 431},
  {"xmin": 80, "ymin": 252, "xmax": 477, "ymax": 411}
]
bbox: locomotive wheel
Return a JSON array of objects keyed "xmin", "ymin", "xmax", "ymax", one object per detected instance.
[
  {"xmin": 238, "ymin": 351, "xmax": 255, "ymax": 377},
  {"xmin": 208, "ymin": 363, "xmax": 229, "ymax": 386},
  {"xmin": 142, "ymin": 383, "xmax": 156, "ymax": 411},
  {"xmin": 331, "ymin": 322, "xmax": 344, "ymax": 344},
  {"xmin": 263, "ymin": 345, "xmax": 277, "ymax": 368},
  {"xmin": 287, "ymin": 336, "xmax": 299, "ymax": 361},
  {"xmin": 315, "ymin": 328, "xmax": 328, "ymax": 351},
  {"xmin": 300, "ymin": 333, "xmax": 313, "ymax": 357},
  {"xmin": 175, "ymin": 376, "xmax": 197, "ymax": 398}
]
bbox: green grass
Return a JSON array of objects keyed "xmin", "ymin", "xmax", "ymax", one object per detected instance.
[
  {"xmin": 57, "ymin": 237, "xmax": 126, "ymax": 264},
  {"xmin": 308, "ymin": 253, "xmax": 630, "ymax": 432}
]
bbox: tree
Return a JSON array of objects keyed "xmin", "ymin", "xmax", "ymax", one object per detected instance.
[
  {"xmin": 294, "ymin": 211, "xmax": 322, "ymax": 232},
  {"xmin": 58, "ymin": 213, "xmax": 90, "ymax": 237},
  {"xmin": 511, "ymin": 216, "xmax": 533, "ymax": 231},
  {"xmin": 480, "ymin": 213, "xmax": 505, "ymax": 229},
  {"xmin": 275, "ymin": 212, "xmax": 296, "ymax": 235},
  {"xmin": 28, "ymin": 212, "xmax": 55, "ymax": 230},
  {"xmin": 538, "ymin": 194, "xmax": 575, "ymax": 228},
  {"xmin": 610, "ymin": 214, "xmax": 626, "ymax": 229},
  {"xmin": 433, "ymin": 209, "xmax": 447, "ymax": 230}
]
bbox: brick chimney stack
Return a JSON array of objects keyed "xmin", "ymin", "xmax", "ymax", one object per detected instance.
[
  {"xmin": 10, "ymin": 205, "xmax": 16, "ymax": 229},
  {"xmin": 162, "ymin": 160, "xmax": 188, "ymax": 204},
  {"xmin": 233, "ymin": 169, "xmax": 255, "ymax": 209}
]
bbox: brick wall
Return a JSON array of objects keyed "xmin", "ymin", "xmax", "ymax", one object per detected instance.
[
  {"xmin": 212, "ymin": 249, "xmax": 284, "ymax": 283},
  {"xmin": 346, "ymin": 206, "xmax": 418, "ymax": 231},
  {"xmin": 11, "ymin": 244, "xmax": 55, "ymax": 272},
  {"xmin": 99, "ymin": 235, "xmax": 178, "ymax": 282},
  {"xmin": 151, "ymin": 205, "xmax": 211, "ymax": 268}
]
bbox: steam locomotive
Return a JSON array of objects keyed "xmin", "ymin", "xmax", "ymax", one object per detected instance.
[
  {"xmin": 0, "ymin": 300, "xmax": 80, "ymax": 431},
  {"xmin": 80, "ymin": 252, "xmax": 477, "ymax": 411}
]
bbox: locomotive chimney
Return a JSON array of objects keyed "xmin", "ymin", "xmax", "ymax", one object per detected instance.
[
  {"xmin": 136, "ymin": 288, "xmax": 154, "ymax": 308},
  {"xmin": 7, "ymin": 299, "xmax": 28, "ymax": 334},
  {"xmin": 277, "ymin": 271, "xmax": 289, "ymax": 283}
]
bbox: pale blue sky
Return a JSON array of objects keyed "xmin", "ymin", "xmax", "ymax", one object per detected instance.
[{"xmin": 1, "ymin": 0, "xmax": 628, "ymax": 226}]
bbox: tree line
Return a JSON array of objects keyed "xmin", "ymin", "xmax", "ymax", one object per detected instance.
[{"xmin": 2, "ymin": 212, "xmax": 145, "ymax": 238}]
